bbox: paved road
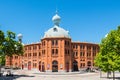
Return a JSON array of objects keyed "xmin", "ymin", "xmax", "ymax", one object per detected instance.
[{"xmin": 0, "ymin": 70, "xmax": 120, "ymax": 80}]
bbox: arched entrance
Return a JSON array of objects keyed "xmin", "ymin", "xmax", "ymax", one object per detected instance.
[
  {"xmin": 66, "ymin": 62, "xmax": 69, "ymax": 72},
  {"xmin": 87, "ymin": 61, "xmax": 91, "ymax": 72},
  {"xmin": 28, "ymin": 61, "xmax": 31, "ymax": 70},
  {"xmin": 52, "ymin": 60, "xmax": 58, "ymax": 72},
  {"xmin": 22, "ymin": 61, "xmax": 24, "ymax": 70},
  {"xmin": 22, "ymin": 64, "xmax": 24, "ymax": 70},
  {"xmin": 72, "ymin": 60, "xmax": 78, "ymax": 71},
  {"xmin": 87, "ymin": 61, "xmax": 91, "ymax": 67},
  {"xmin": 42, "ymin": 62, "xmax": 45, "ymax": 72},
  {"xmin": 39, "ymin": 61, "xmax": 41, "ymax": 71}
]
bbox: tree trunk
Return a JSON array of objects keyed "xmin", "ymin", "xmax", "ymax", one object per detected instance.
[
  {"xmin": 0, "ymin": 64, "xmax": 1, "ymax": 76},
  {"xmin": 113, "ymin": 71, "xmax": 115, "ymax": 80},
  {"xmin": 107, "ymin": 71, "xmax": 109, "ymax": 78},
  {"xmin": 100, "ymin": 69, "xmax": 102, "ymax": 78}
]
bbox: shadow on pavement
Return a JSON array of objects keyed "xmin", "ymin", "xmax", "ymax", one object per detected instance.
[
  {"xmin": 109, "ymin": 77, "xmax": 120, "ymax": 80},
  {"xmin": 101, "ymin": 77, "xmax": 120, "ymax": 80},
  {"xmin": 0, "ymin": 74, "xmax": 35, "ymax": 80}
]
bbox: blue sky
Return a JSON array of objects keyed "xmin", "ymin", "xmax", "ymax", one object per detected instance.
[{"xmin": 0, "ymin": 0, "xmax": 120, "ymax": 44}]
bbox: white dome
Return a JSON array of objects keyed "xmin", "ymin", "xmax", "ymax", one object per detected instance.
[
  {"xmin": 43, "ymin": 13, "xmax": 70, "ymax": 38},
  {"xmin": 44, "ymin": 25, "xmax": 70, "ymax": 38},
  {"xmin": 52, "ymin": 14, "xmax": 61, "ymax": 21},
  {"xmin": 52, "ymin": 14, "xmax": 61, "ymax": 26},
  {"xmin": 17, "ymin": 33, "xmax": 23, "ymax": 39}
]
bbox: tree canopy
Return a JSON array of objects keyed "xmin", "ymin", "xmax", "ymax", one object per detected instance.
[
  {"xmin": 0, "ymin": 30, "xmax": 5, "ymax": 55},
  {"xmin": 3, "ymin": 31, "xmax": 23, "ymax": 56},
  {"xmin": 0, "ymin": 30, "xmax": 23, "ymax": 65},
  {"xmin": 94, "ymin": 26, "xmax": 120, "ymax": 79}
]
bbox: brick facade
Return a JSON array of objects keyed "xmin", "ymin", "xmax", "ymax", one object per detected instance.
[
  {"xmin": 5, "ymin": 38, "xmax": 99, "ymax": 72},
  {"xmin": 5, "ymin": 13, "xmax": 99, "ymax": 72}
]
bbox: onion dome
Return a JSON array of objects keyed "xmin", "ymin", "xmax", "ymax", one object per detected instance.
[{"xmin": 43, "ymin": 13, "xmax": 70, "ymax": 38}]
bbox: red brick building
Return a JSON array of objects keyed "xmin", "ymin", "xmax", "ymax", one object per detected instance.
[{"xmin": 5, "ymin": 13, "xmax": 99, "ymax": 72}]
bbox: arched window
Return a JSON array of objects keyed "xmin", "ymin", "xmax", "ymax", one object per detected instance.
[
  {"xmin": 55, "ymin": 40, "xmax": 58, "ymax": 45},
  {"xmin": 52, "ymin": 60, "xmax": 58, "ymax": 65},
  {"xmin": 53, "ymin": 27, "xmax": 58, "ymax": 32},
  {"xmin": 52, "ymin": 49, "xmax": 54, "ymax": 55},
  {"xmin": 56, "ymin": 49, "xmax": 58, "ymax": 54},
  {"xmin": 15, "ymin": 63, "xmax": 17, "ymax": 66}
]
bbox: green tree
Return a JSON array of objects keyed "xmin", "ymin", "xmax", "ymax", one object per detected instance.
[
  {"xmin": 0, "ymin": 30, "xmax": 5, "ymax": 66},
  {"xmin": 0, "ymin": 30, "xmax": 23, "ymax": 67},
  {"xmin": 3, "ymin": 31, "xmax": 24, "ymax": 66},
  {"xmin": 0, "ymin": 56, "xmax": 5, "ymax": 66},
  {"xmin": 0, "ymin": 30, "xmax": 5, "ymax": 54},
  {"xmin": 95, "ymin": 26, "xmax": 120, "ymax": 80}
]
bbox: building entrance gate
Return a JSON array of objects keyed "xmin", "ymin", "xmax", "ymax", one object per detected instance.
[
  {"xmin": 52, "ymin": 60, "xmax": 58, "ymax": 72},
  {"xmin": 66, "ymin": 62, "xmax": 69, "ymax": 72},
  {"xmin": 28, "ymin": 61, "xmax": 31, "ymax": 70},
  {"xmin": 72, "ymin": 60, "xmax": 78, "ymax": 71},
  {"xmin": 39, "ymin": 61, "xmax": 41, "ymax": 71}
]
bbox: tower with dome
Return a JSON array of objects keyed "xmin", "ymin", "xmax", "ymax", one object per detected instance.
[
  {"xmin": 5, "ymin": 12, "xmax": 99, "ymax": 72},
  {"xmin": 44, "ymin": 12, "xmax": 70, "ymax": 38}
]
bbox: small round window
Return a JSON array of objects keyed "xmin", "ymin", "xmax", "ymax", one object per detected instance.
[{"xmin": 53, "ymin": 27, "xmax": 58, "ymax": 32}]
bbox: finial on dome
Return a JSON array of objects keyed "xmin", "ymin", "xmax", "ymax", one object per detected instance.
[
  {"xmin": 52, "ymin": 11, "xmax": 61, "ymax": 26},
  {"xmin": 55, "ymin": 8, "xmax": 58, "ymax": 14}
]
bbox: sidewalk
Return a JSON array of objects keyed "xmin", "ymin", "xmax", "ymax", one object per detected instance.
[
  {"xmin": 0, "ymin": 70, "xmax": 120, "ymax": 80},
  {"xmin": 21, "ymin": 70, "xmax": 98, "ymax": 75}
]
